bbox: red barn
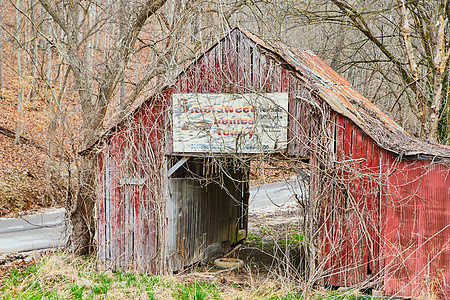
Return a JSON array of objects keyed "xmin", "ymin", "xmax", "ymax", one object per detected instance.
[{"xmin": 82, "ymin": 28, "xmax": 450, "ymax": 297}]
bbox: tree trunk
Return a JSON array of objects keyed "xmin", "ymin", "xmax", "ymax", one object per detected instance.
[
  {"xmin": 14, "ymin": 0, "xmax": 23, "ymax": 145},
  {"xmin": 430, "ymin": 72, "xmax": 444, "ymax": 142},
  {"xmin": 69, "ymin": 155, "xmax": 97, "ymax": 255},
  {"xmin": 46, "ymin": 20, "xmax": 53, "ymax": 86},
  {"xmin": 29, "ymin": 0, "xmax": 38, "ymax": 109},
  {"xmin": 44, "ymin": 118, "xmax": 56, "ymax": 204},
  {"xmin": 429, "ymin": 13, "xmax": 449, "ymax": 142}
]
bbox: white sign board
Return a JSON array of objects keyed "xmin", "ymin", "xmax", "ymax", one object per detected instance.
[{"xmin": 172, "ymin": 93, "xmax": 288, "ymax": 153}]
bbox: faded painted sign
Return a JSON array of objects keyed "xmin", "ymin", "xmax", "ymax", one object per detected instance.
[{"xmin": 172, "ymin": 93, "xmax": 288, "ymax": 153}]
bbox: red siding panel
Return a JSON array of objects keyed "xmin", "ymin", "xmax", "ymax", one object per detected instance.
[
  {"xmin": 332, "ymin": 113, "xmax": 346, "ymax": 286},
  {"xmin": 384, "ymin": 159, "xmax": 450, "ymax": 297}
]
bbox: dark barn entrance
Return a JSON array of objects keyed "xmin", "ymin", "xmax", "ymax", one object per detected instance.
[{"xmin": 165, "ymin": 156, "xmax": 249, "ymax": 271}]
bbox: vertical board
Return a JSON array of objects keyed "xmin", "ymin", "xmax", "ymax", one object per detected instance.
[
  {"xmin": 332, "ymin": 113, "xmax": 346, "ymax": 286},
  {"xmin": 322, "ymin": 115, "xmax": 387, "ymax": 287},
  {"xmin": 97, "ymin": 152, "xmax": 106, "ymax": 264}
]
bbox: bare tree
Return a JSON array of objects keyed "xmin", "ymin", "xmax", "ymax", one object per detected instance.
[
  {"xmin": 28, "ymin": 0, "xmax": 249, "ymax": 254},
  {"xmin": 242, "ymin": 0, "xmax": 450, "ymax": 143},
  {"xmin": 32, "ymin": 0, "xmax": 170, "ymax": 254},
  {"xmin": 328, "ymin": 0, "xmax": 450, "ymax": 143}
]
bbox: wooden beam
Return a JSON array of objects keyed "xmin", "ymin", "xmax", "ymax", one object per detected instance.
[{"xmin": 167, "ymin": 156, "xmax": 189, "ymax": 177}]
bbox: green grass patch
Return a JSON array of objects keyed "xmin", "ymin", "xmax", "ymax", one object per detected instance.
[
  {"xmin": 280, "ymin": 233, "xmax": 309, "ymax": 246},
  {"xmin": 247, "ymin": 233, "xmax": 262, "ymax": 241},
  {"xmin": 173, "ymin": 282, "xmax": 221, "ymax": 300}
]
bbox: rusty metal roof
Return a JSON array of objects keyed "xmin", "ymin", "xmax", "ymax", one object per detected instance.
[
  {"xmin": 241, "ymin": 28, "xmax": 450, "ymax": 160},
  {"xmin": 81, "ymin": 27, "xmax": 450, "ymax": 160}
]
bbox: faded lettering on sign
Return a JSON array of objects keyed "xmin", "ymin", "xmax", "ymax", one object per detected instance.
[{"xmin": 172, "ymin": 93, "xmax": 288, "ymax": 153}]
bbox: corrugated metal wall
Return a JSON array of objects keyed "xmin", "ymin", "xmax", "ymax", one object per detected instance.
[
  {"xmin": 320, "ymin": 114, "xmax": 450, "ymax": 297},
  {"xmin": 384, "ymin": 158, "xmax": 450, "ymax": 297}
]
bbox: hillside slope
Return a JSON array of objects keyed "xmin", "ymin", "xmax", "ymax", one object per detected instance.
[{"xmin": 0, "ymin": 4, "xmax": 71, "ymax": 217}]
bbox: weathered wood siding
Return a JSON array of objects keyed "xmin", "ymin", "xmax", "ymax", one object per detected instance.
[
  {"xmin": 320, "ymin": 112, "xmax": 387, "ymax": 287},
  {"xmin": 98, "ymin": 102, "xmax": 166, "ymax": 272}
]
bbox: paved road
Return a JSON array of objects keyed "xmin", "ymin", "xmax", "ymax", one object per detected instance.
[
  {"xmin": 0, "ymin": 178, "xmax": 308, "ymax": 254},
  {"xmin": 0, "ymin": 208, "xmax": 68, "ymax": 254},
  {"xmin": 249, "ymin": 177, "xmax": 309, "ymax": 213}
]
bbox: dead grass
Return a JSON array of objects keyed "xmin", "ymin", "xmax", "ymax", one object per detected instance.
[
  {"xmin": 0, "ymin": 133, "xmax": 67, "ymax": 217},
  {"xmin": 0, "ymin": 172, "xmax": 42, "ymax": 216},
  {"xmin": 0, "ymin": 251, "xmax": 379, "ymax": 299},
  {"xmin": 0, "ymin": 252, "xmax": 314, "ymax": 299}
]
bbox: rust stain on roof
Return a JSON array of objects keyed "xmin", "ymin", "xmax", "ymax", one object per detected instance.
[{"xmin": 241, "ymin": 28, "xmax": 450, "ymax": 159}]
